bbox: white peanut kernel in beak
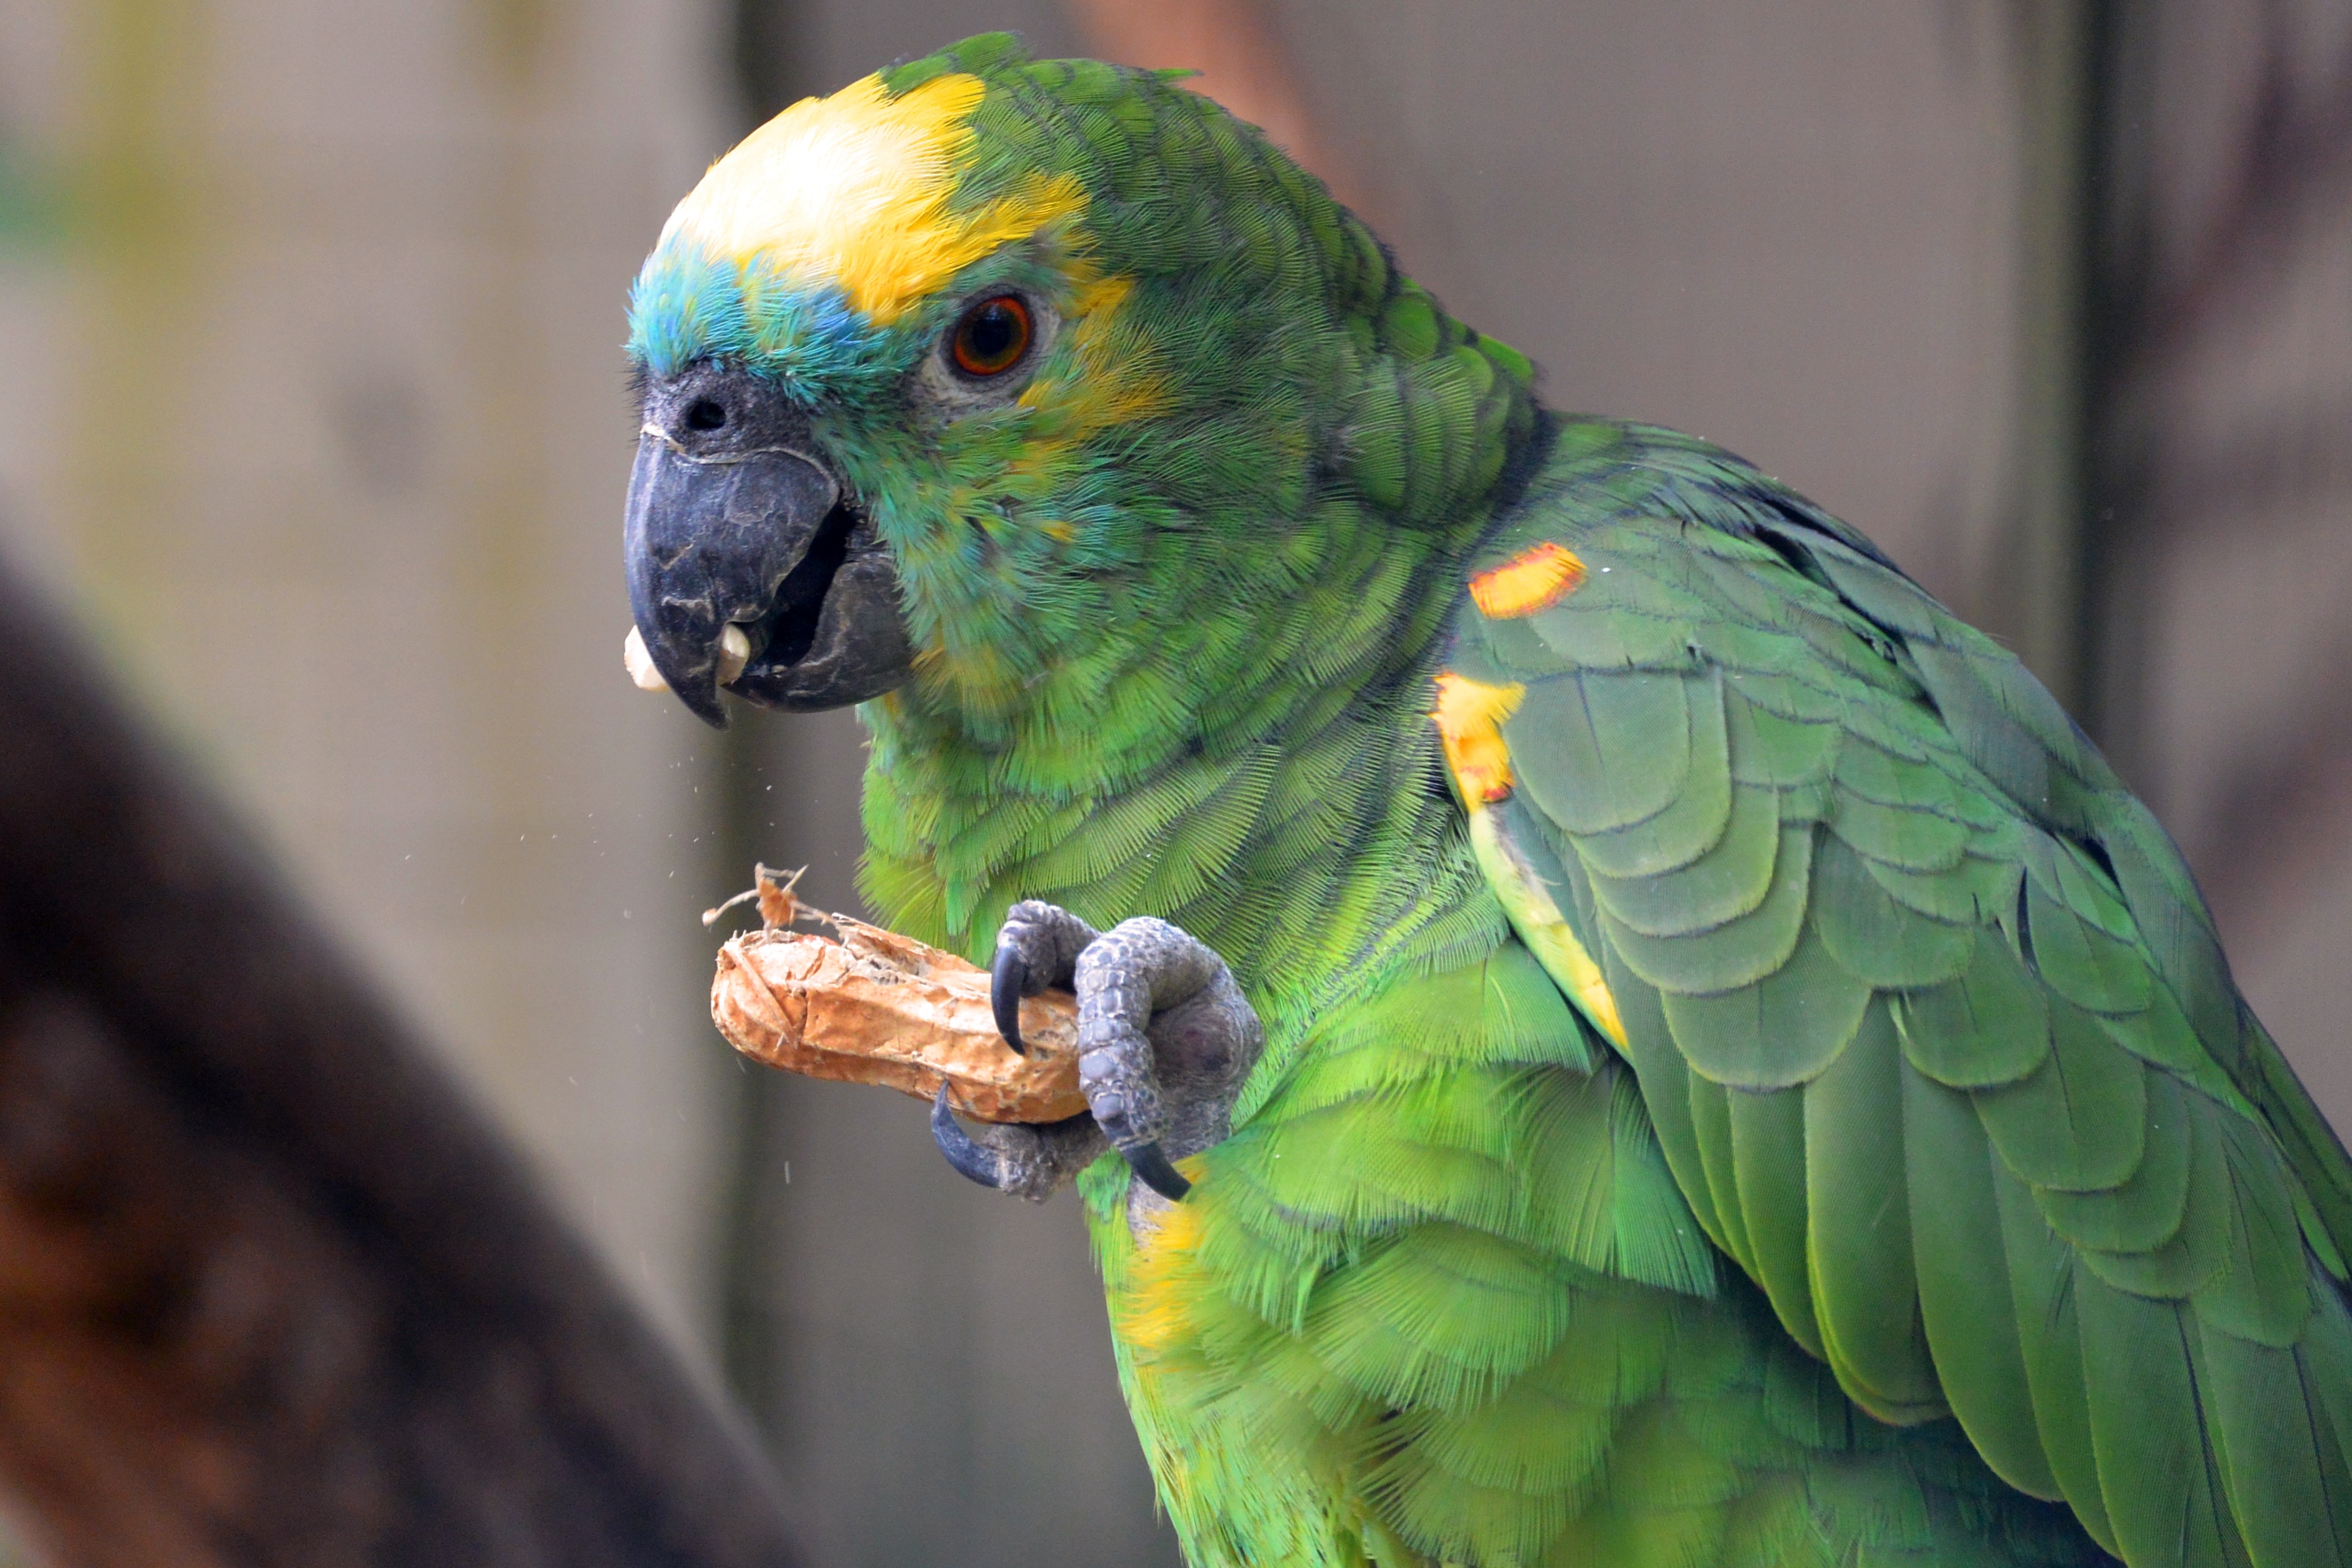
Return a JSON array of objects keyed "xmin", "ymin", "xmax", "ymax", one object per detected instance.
[
  {"xmin": 624, "ymin": 626, "xmax": 668, "ymax": 692},
  {"xmin": 718, "ymin": 624, "xmax": 752, "ymax": 685}
]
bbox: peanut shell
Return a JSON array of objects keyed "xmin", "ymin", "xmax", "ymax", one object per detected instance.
[{"xmin": 711, "ymin": 919, "xmax": 1083, "ymax": 1123}]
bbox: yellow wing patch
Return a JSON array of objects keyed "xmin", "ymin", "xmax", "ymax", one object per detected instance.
[
  {"xmin": 661, "ymin": 71, "xmax": 1087, "ymax": 324},
  {"xmin": 1468, "ymin": 810, "xmax": 1628, "ymax": 1049},
  {"xmin": 1433, "ymin": 672, "xmax": 1524, "ymax": 804},
  {"xmin": 1470, "ymin": 541, "xmax": 1587, "ymax": 618},
  {"xmin": 1435, "ymin": 671, "xmax": 1627, "ymax": 1046}
]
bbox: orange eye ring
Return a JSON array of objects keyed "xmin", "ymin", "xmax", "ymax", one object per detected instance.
[{"xmin": 949, "ymin": 295, "xmax": 1033, "ymax": 378}]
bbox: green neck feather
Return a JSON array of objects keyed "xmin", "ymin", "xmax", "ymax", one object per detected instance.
[{"xmin": 855, "ymin": 264, "xmax": 1544, "ymax": 1030}]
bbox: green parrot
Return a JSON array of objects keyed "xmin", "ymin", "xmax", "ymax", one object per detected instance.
[{"xmin": 621, "ymin": 34, "xmax": 2352, "ymax": 1568}]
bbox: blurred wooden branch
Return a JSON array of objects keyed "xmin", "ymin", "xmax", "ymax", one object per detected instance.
[
  {"xmin": 1059, "ymin": 0, "xmax": 1369, "ymax": 219},
  {"xmin": 0, "ymin": 564, "xmax": 800, "ymax": 1565}
]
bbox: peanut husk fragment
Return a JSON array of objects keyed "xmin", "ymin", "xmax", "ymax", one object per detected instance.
[{"xmin": 712, "ymin": 918, "xmax": 1083, "ymax": 1124}]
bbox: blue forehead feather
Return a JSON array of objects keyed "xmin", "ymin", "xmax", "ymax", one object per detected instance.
[{"xmin": 628, "ymin": 238, "xmax": 902, "ymax": 401}]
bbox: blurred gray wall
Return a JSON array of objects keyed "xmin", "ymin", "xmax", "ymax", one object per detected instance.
[{"xmin": 2084, "ymin": 1, "xmax": 2352, "ymax": 1125}]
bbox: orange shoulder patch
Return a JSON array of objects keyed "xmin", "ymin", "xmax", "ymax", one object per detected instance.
[
  {"xmin": 1469, "ymin": 541, "xmax": 1586, "ymax": 618},
  {"xmin": 1433, "ymin": 672, "xmax": 1525, "ymax": 804}
]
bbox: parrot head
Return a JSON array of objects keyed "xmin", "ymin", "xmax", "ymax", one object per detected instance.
[{"xmin": 625, "ymin": 33, "xmax": 1534, "ymax": 815}]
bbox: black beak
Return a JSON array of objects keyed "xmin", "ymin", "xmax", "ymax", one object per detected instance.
[{"xmin": 624, "ymin": 428, "xmax": 914, "ymax": 727}]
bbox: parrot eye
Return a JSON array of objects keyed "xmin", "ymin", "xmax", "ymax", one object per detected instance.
[{"xmin": 948, "ymin": 295, "xmax": 1033, "ymax": 378}]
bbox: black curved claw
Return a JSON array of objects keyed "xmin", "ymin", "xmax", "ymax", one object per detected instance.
[
  {"xmin": 991, "ymin": 946, "xmax": 1029, "ymax": 1057},
  {"xmin": 931, "ymin": 1084, "xmax": 1004, "ymax": 1189},
  {"xmin": 1121, "ymin": 1140, "xmax": 1192, "ymax": 1202}
]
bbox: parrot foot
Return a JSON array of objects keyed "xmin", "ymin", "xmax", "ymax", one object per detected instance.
[
  {"xmin": 982, "ymin": 901, "xmax": 1264, "ymax": 1207},
  {"xmin": 930, "ymin": 1087, "xmax": 1105, "ymax": 1202}
]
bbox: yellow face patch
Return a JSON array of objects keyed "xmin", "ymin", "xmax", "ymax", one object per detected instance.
[
  {"xmin": 1433, "ymin": 672, "xmax": 1525, "ymax": 804},
  {"xmin": 660, "ymin": 71, "xmax": 1087, "ymax": 324},
  {"xmin": 1470, "ymin": 542, "xmax": 1587, "ymax": 618}
]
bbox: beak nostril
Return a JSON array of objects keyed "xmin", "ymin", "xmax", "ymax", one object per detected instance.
[{"xmin": 684, "ymin": 398, "xmax": 726, "ymax": 432}]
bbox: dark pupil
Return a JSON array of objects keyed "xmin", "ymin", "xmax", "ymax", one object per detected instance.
[
  {"xmin": 965, "ymin": 305, "xmax": 1018, "ymax": 364},
  {"xmin": 684, "ymin": 398, "xmax": 726, "ymax": 430}
]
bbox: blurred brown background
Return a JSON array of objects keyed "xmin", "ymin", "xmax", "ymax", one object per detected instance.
[{"xmin": 0, "ymin": 2, "xmax": 2343, "ymax": 1564}]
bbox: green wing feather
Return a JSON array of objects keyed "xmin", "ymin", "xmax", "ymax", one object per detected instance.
[{"xmin": 1458, "ymin": 417, "xmax": 2352, "ymax": 1568}]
